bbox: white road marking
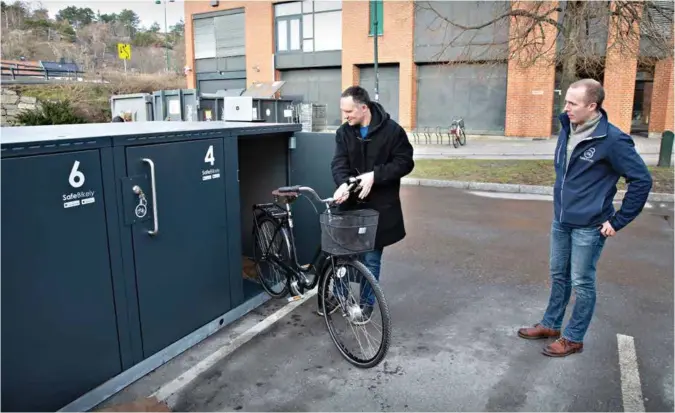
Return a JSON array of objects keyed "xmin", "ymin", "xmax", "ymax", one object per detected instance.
[
  {"xmin": 152, "ymin": 288, "xmax": 317, "ymax": 407},
  {"xmin": 617, "ymin": 334, "xmax": 646, "ymax": 412},
  {"xmin": 468, "ymin": 191, "xmax": 553, "ymax": 201}
]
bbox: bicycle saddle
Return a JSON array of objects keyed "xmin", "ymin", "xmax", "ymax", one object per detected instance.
[{"xmin": 272, "ymin": 188, "xmax": 299, "ymax": 203}]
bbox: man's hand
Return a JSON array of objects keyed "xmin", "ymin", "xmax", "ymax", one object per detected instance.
[
  {"xmin": 356, "ymin": 171, "xmax": 374, "ymax": 199},
  {"xmin": 600, "ymin": 221, "xmax": 616, "ymax": 237},
  {"xmin": 333, "ymin": 183, "xmax": 350, "ymax": 204}
]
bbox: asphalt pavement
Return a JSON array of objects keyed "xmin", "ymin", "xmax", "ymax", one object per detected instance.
[{"xmin": 100, "ymin": 186, "xmax": 674, "ymax": 412}]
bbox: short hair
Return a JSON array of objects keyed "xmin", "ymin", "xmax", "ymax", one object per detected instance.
[
  {"xmin": 570, "ymin": 78, "xmax": 605, "ymax": 109},
  {"xmin": 341, "ymin": 85, "xmax": 371, "ymax": 106}
]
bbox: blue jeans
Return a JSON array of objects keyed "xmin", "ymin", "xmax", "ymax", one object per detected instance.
[
  {"xmin": 540, "ymin": 220, "xmax": 607, "ymax": 343},
  {"xmin": 359, "ymin": 248, "xmax": 383, "ymax": 307},
  {"xmin": 331, "ymin": 248, "xmax": 383, "ymax": 307}
]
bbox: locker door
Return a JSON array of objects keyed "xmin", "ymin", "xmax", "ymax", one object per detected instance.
[
  {"xmin": 1, "ymin": 150, "xmax": 122, "ymax": 412},
  {"xmin": 290, "ymin": 132, "xmax": 338, "ymax": 265},
  {"xmin": 124, "ymin": 139, "xmax": 230, "ymax": 358}
]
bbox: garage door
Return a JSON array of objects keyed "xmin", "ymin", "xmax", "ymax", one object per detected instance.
[
  {"xmin": 280, "ymin": 68, "xmax": 342, "ymax": 126},
  {"xmin": 417, "ymin": 64, "xmax": 507, "ymax": 135},
  {"xmin": 359, "ymin": 64, "xmax": 399, "ymax": 122}
]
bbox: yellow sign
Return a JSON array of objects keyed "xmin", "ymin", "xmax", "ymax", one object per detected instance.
[{"xmin": 117, "ymin": 43, "xmax": 131, "ymax": 60}]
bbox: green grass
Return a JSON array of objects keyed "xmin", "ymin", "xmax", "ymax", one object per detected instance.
[{"xmin": 409, "ymin": 159, "xmax": 674, "ymax": 194}]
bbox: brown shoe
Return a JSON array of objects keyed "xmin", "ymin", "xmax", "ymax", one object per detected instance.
[
  {"xmin": 517, "ymin": 323, "xmax": 561, "ymax": 340},
  {"xmin": 542, "ymin": 338, "xmax": 584, "ymax": 357}
]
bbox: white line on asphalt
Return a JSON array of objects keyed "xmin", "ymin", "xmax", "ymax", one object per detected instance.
[
  {"xmin": 467, "ymin": 191, "xmax": 554, "ymax": 202},
  {"xmin": 617, "ymin": 334, "xmax": 646, "ymax": 412},
  {"xmin": 151, "ymin": 288, "xmax": 318, "ymax": 407}
]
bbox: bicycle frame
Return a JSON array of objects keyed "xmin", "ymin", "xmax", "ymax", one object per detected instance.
[
  {"xmin": 450, "ymin": 118, "xmax": 464, "ymax": 136},
  {"xmin": 252, "ymin": 181, "xmax": 360, "ymax": 297}
]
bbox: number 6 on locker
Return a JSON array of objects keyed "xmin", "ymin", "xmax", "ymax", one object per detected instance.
[{"xmin": 69, "ymin": 160, "xmax": 85, "ymax": 188}]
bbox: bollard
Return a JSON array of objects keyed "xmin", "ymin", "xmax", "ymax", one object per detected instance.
[{"xmin": 657, "ymin": 130, "xmax": 674, "ymax": 167}]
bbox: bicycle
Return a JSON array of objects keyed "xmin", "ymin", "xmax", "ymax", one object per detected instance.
[
  {"xmin": 251, "ymin": 178, "xmax": 391, "ymax": 368},
  {"xmin": 450, "ymin": 118, "xmax": 467, "ymax": 148}
]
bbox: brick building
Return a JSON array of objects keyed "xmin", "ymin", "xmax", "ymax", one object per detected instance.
[{"xmin": 183, "ymin": 0, "xmax": 673, "ymax": 138}]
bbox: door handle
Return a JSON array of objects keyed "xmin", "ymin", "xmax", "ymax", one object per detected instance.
[{"xmin": 143, "ymin": 158, "xmax": 159, "ymax": 236}]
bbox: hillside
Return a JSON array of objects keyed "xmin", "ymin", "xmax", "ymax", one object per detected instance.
[{"xmin": 1, "ymin": 1, "xmax": 186, "ymax": 74}]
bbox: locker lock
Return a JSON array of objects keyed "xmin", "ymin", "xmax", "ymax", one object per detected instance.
[{"xmin": 132, "ymin": 185, "xmax": 148, "ymax": 219}]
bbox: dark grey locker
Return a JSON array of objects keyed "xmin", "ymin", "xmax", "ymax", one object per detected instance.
[
  {"xmin": 259, "ymin": 99, "xmax": 277, "ymax": 122},
  {"xmin": 123, "ymin": 138, "xmax": 231, "ymax": 358},
  {"xmin": 1, "ymin": 150, "xmax": 123, "ymax": 412}
]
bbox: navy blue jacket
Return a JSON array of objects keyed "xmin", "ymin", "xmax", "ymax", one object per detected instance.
[{"xmin": 553, "ymin": 108, "xmax": 652, "ymax": 232}]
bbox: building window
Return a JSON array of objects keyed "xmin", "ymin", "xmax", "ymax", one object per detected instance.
[
  {"xmin": 277, "ymin": 16, "xmax": 302, "ymax": 52},
  {"xmin": 275, "ymin": 0, "xmax": 342, "ymax": 53},
  {"xmin": 369, "ymin": 0, "xmax": 383, "ymax": 36}
]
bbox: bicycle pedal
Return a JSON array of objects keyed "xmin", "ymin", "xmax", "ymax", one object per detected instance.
[
  {"xmin": 288, "ymin": 295, "xmax": 304, "ymax": 302},
  {"xmin": 300, "ymin": 264, "xmax": 311, "ymax": 271}
]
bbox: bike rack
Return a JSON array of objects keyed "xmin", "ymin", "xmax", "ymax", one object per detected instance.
[{"xmin": 409, "ymin": 122, "xmax": 467, "ymax": 146}]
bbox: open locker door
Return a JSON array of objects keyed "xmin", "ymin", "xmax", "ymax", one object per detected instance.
[{"xmin": 289, "ymin": 131, "xmax": 338, "ymax": 265}]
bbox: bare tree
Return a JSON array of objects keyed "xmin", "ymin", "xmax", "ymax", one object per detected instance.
[
  {"xmin": 77, "ymin": 22, "xmax": 114, "ymax": 69},
  {"xmin": 415, "ymin": 1, "xmax": 673, "ymax": 100}
]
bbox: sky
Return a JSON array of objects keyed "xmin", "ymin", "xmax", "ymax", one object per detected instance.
[{"xmin": 28, "ymin": 0, "xmax": 185, "ymax": 31}]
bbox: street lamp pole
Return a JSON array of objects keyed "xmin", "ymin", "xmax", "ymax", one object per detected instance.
[
  {"xmin": 156, "ymin": 0, "xmax": 174, "ymax": 72},
  {"xmin": 373, "ymin": 0, "xmax": 379, "ymax": 102}
]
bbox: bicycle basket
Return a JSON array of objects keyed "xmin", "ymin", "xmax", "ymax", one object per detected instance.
[{"xmin": 319, "ymin": 209, "xmax": 379, "ymax": 256}]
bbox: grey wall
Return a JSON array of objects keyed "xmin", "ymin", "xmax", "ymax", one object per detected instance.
[
  {"xmin": 414, "ymin": 1, "xmax": 510, "ymax": 63},
  {"xmin": 639, "ymin": 0, "xmax": 674, "ymax": 58},
  {"xmin": 195, "ymin": 57, "xmax": 246, "ymax": 73},
  {"xmin": 416, "ymin": 63, "xmax": 507, "ymax": 135},
  {"xmin": 555, "ymin": 1, "xmax": 608, "ymax": 57},
  {"xmin": 359, "ymin": 64, "xmax": 400, "ymax": 123},
  {"xmin": 279, "ymin": 67, "xmax": 343, "ymax": 126},
  {"xmin": 198, "ymin": 78, "xmax": 247, "ymax": 94},
  {"xmin": 238, "ymin": 135, "xmax": 289, "ymax": 257},
  {"xmin": 275, "ymin": 51, "xmax": 342, "ymax": 70}
]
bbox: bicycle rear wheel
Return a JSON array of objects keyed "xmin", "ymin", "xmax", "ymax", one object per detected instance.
[
  {"xmin": 252, "ymin": 215, "xmax": 291, "ymax": 298},
  {"xmin": 320, "ymin": 257, "xmax": 391, "ymax": 368}
]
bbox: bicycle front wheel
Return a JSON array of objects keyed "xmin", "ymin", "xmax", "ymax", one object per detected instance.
[
  {"xmin": 459, "ymin": 128, "xmax": 466, "ymax": 146},
  {"xmin": 320, "ymin": 258, "xmax": 391, "ymax": 368}
]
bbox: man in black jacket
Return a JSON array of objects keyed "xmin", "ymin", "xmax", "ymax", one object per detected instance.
[{"xmin": 319, "ymin": 85, "xmax": 414, "ymax": 319}]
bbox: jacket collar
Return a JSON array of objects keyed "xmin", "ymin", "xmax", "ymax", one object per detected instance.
[
  {"xmin": 347, "ymin": 101, "xmax": 389, "ymax": 140},
  {"xmin": 558, "ymin": 108, "xmax": 609, "ymax": 139}
]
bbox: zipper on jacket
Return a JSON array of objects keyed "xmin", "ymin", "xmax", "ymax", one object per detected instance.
[
  {"xmin": 559, "ymin": 133, "xmax": 607, "ymax": 222},
  {"xmin": 556, "ymin": 143, "xmax": 562, "ymax": 166}
]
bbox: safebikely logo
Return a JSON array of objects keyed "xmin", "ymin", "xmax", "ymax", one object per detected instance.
[
  {"xmin": 580, "ymin": 147, "xmax": 596, "ymax": 162},
  {"xmin": 63, "ymin": 190, "xmax": 96, "ymax": 209}
]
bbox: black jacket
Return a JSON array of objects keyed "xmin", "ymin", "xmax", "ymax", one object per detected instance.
[{"xmin": 331, "ymin": 102, "xmax": 415, "ymax": 248}]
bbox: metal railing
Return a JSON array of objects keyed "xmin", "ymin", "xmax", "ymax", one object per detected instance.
[{"xmin": 1, "ymin": 62, "xmax": 84, "ymax": 81}]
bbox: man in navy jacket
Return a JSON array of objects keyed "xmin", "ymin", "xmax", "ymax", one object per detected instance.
[{"xmin": 518, "ymin": 79, "xmax": 652, "ymax": 357}]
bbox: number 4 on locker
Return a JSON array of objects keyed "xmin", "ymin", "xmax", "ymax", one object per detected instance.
[
  {"xmin": 204, "ymin": 145, "xmax": 215, "ymax": 166},
  {"xmin": 202, "ymin": 145, "xmax": 221, "ymax": 181}
]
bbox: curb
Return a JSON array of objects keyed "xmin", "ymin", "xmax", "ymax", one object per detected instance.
[{"xmin": 401, "ymin": 178, "xmax": 674, "ymax": 203}]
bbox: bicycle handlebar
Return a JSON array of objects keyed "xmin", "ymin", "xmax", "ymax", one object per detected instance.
[{"xmin": 276, "ymin": 177, "xmax": 362, "ymax": 205}]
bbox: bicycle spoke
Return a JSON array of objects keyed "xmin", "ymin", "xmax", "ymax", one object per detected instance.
[{"xmin": 323, "ymin": 260, "xmax": 389, "ymax": 367}]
